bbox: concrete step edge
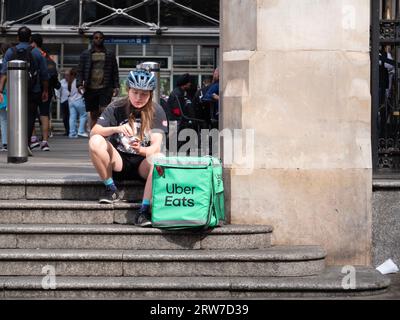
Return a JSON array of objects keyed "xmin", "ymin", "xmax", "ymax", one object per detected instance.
[
  {"xmin": 0, "ymin": 267, "xmax": 390, "ymax": 292},
  {"xmin": 0, "ymin": 179, "xmax": 144, "ymax": 186},
  {"xmin": 0, "ymin": 224, "xmax": 274, "ymax": 235},
  {"xmin": 0, "ymin": 200, "xmax": 140, "ymax": 210},
  {"xmin": 0, "ymin": 246, "xmax": 326, "ymax": 261}
]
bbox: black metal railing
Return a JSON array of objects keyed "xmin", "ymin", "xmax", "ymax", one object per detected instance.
[{"xmin": 373, "ymin": 0, "xmax": 400, "ymax": 172}]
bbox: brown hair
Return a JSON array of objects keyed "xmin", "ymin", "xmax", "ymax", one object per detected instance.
[
  {"xmin": 69, "ymin": 68, "xmax": 77, "ymax": 77},
  {"xmin": 127, "ymin": 92, "xmax": 154, "ymax": 141}
]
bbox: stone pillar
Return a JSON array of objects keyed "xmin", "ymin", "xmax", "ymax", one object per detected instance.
[{"xmin": 221, "ymin": 0, "xmax": 372, "ymax": 265}]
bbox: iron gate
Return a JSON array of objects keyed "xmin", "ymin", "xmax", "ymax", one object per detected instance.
[{"xmin": 373, "ymin": 0, "xmax": 400, "ymax": 171}]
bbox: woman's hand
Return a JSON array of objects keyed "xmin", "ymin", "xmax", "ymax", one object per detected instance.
[
  {"xmin": 131, "ymin": 141, "xmax": 143, "ymax": 155},
  {"xmin": 78, "ymin": 86, "xmax": 85, "ymax": 95},
  {"xmin": 212, "ymin": 93, "xmax": 219, "ymax": 101},
  {"xmin": 118, "ymin": 123, "xmax": 134, "ymax": 137}
]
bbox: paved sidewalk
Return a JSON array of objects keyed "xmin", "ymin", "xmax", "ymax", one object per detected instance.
[{"xmin": 0, "ymin": 135, "xmax": 98, "ymax": 179}]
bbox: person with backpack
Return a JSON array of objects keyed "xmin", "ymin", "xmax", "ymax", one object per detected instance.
[
  {"xmin": 30, "ymin": 33, "xmax": 61, "ymax": 151},
  {"xmin": 89, "ymin": 69, "xmax": 168, "ymax": 227},
  {"xmin": 0, "ymin": 43, "xmax": 10, "ymax": 152},
  {"xmin": 77, "ymin": 31, "xmax": 119, "ymax": 130},
  {"xmin": 0, "ymin": 26, "xmax": 49, "ymax": 154}
]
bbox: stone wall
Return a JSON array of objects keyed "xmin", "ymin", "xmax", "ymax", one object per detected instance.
[
  {"xmin": 221, "ymin": 0, "xmax": 372, "ymax": 265},
  {"xmin": 373, "ymin": 182, "xmax": 400, "ymax": 268}
]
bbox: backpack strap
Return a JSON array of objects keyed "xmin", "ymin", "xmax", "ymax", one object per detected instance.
[
  {"xmin": 26, "ymin": 46, "xmax": 34, "ymax": 57},
  {"xmin": 26, "ymin": 47, "xmax": 38, "ymax": 72},
  {"xmin": 10, "ymin": 46, "xmax": 17, "ymax": 60}
]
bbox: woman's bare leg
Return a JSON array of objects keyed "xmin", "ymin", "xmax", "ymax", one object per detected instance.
[
  {"xmin": 138, "ymin": 159, "xmax": 153, "ymax": 201},
  {"xmin": 89, "ymin": 134, "xmax": 123, "ymax": 180}
]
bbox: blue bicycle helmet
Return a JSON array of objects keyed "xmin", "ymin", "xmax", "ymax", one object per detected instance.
[{"xmin": 127, "ymin": 70, "xmax": 156, "ymax": 91}]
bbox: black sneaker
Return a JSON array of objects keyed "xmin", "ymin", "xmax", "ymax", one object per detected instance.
[
  {"xmin": 99, "ymin": 187, "xmax": 121, "ymax": 204},
  {"xmin": 30, "ymin": 141, "xmax": 40, "ymax": 150},
  {"xmin": 41, "ymin": 141, "xmax": 50, "ymax": 151},
  {"xmin": 135, "ymin": 208, "xmax": 152, "ymax": 228}
]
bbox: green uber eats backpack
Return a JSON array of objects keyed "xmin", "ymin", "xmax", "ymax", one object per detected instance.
[{"xmin": 151, "ymin": 156, "xmax": 225, "ymax": 230}]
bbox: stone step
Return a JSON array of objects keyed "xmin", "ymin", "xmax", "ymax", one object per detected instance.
[
  {"xmin": 0, "ymin": 179, "xmax": 144, "ymax": 201},
  {"xmin": 0, "ymin": 246, "xmax": 326, "ymax": 277},
  {"xmin": 0, "ymin": 267, "xmax": 390, "ymax": 299},
  {"xmin": 0, "ymin": 200, "xmax": 141, "ymax": 225},
  {"xmin": 0, "ymin": 224, "xmax": 273, "ymax": 250}
]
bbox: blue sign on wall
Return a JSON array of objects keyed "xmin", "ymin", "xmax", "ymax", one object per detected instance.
[{"xmin": 104, "ymin": 36, "xmax": 150, "ymax": 45}]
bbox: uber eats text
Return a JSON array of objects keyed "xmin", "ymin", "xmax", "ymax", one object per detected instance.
[{"xmin": 165, "ymin": 184, "xmax": 195, "ymax": 207}]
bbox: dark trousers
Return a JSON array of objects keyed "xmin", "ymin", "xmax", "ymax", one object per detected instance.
[
  {"xmin": 61, "ymin": 101, "xmax": 69, "ymax": 135},
  {"xmin": 27, "ymin": 92, "xmax": 42, "ymax": 145}
]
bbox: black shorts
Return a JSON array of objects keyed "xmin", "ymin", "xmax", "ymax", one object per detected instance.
[
  {"xmin": 38, "ymin": 99, "xmax": 51, "ymax": 117},
  {"xmin": 112, "ymin": 151, "xmax": 146, "ymax": 181},
  {"xmin": 83, "ymin": 88, "xmax": 113, "ymax": 112}
]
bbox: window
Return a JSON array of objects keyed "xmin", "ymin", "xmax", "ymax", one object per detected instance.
[
  {"xmin": 160, "ymin": 76, "xmax": 171, "ymax": 96},
  {"xmin": 146, "ymin": 45, "xmax": 171, "ymax": 57},
  {"xmin": 104, "ymin": 44, "xmax": 116, "ymax": 54},
  {"xmin": 119, "ymin": 44, "xmax": 144, "ymax": 56},
  {"xmin": 173, "ymin": 45, "xmax": 197, "ymax": 68},
  {"xmin": 201, "ymin": 46, "xmax": 216, "ymax": 69}
]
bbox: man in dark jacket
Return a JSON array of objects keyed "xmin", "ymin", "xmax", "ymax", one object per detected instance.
[
  {"xmin": 77, "ymin": 31, "xmax": 119, "ymax": 129},
  {"xmin": 166, "ymin": 73, "xmax": 192, "ymax": 122}
]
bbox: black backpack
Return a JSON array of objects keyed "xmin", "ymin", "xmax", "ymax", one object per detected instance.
[
  {"xmin": 43, "ymin": 52, "xmax": 60, "ymax": 92},
  {"xmin": 10, "ymin": 46, "xmax": 39, "ymax": 93},
  {"xmin": 44, "ymin": 52, "xmax": 57, "ymax": 78}
]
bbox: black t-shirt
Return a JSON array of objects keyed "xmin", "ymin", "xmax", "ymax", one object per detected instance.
[{"xmin": 97, "ymin": 98, "xmax": 168, "ymax": 155}]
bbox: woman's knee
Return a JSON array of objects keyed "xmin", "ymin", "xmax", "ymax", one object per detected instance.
[{"xmin": 89, "ymin": 135, "xmax": 107, "ymax": 153}]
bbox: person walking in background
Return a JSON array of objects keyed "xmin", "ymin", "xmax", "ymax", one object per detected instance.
[
  {"xmin": 29, "ymin": 33, "xmax": 60, "ymax": 151},
  {"xmin": 0, "ymin": 43, "xmax": 10, "ymax": 152},
  {"xmin": 203, "ymin": 68, "xmax": 220, "ymax": 129},
  {"xmin": 77, "ymin": 31, "xmax": 119, "ymax": 129},
  {"xmin": 0, "ymin": 88, "xmax": 7, "ymax": 151},
  {"xmin": 166, "ymin": 73, "xmax": 192, "ymax": 123},
  {"xmin": 57, "ymin": 70, "xmax": 70, "ymax": 136},
  {"xmin": 192, "ymin": 75, "xmax": 213, "ymax": 130},
  {"xmin": 0, "ymin": 26, "xmax": 49, "ymax": 156},
  {"xmin": 67, "ymin": 68, "xmax": 88, "ymax": 138}
]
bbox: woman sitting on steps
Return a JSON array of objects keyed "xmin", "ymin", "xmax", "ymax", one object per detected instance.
[{"xmin": 89, "ymin": 69, "xmax": 168, "ymax": 227}]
